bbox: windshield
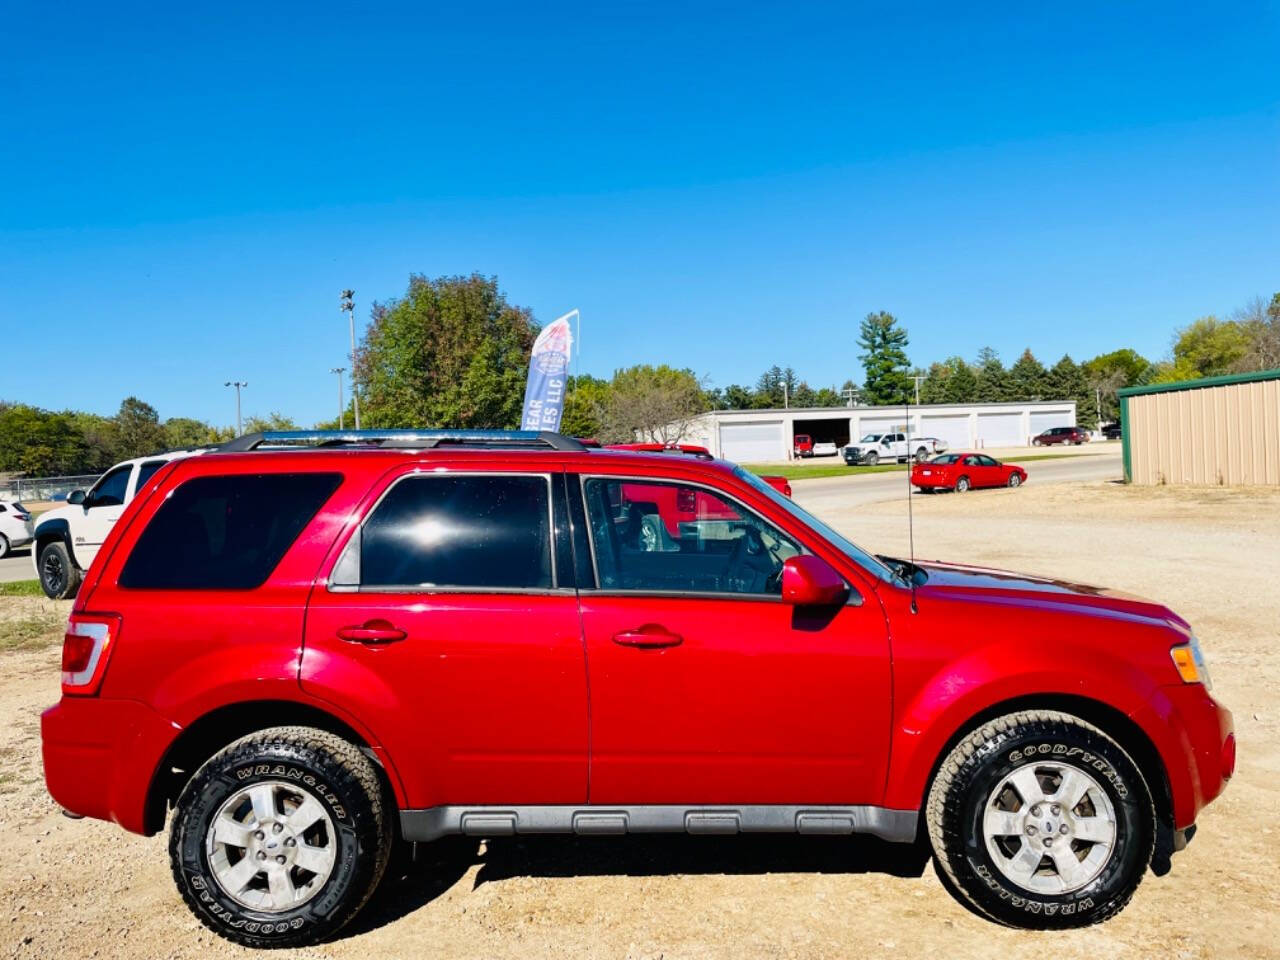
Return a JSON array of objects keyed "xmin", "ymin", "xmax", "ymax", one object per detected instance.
[
  {"xmin": 734, "ymin": 466, "xmax": 898, "ymax": 584},
  {"xmin": 859, "ymin": 434, "xmax": 882, "ymax": 443}
]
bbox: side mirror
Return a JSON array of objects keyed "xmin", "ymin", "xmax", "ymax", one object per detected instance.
[
  {"xmin": 781, "ymin": 555, "xmax": 848, "ymax": 606},
  {"xmin": 67, "ymin": 490, "xmax": 86, "ymax": 506}
]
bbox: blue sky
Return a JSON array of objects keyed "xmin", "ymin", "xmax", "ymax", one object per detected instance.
[{"xmin": 3, "ymin": 1, "xmax": 1277, "ymax": 426}]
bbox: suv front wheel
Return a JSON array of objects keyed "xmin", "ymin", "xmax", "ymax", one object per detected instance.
[
  {"xmin": 926, "ymin": 709, "xmax": 1154, "ymax": 928},
  {"xmin": 170, "ymin": 726, "xmax": 393, "ymax": 948}
]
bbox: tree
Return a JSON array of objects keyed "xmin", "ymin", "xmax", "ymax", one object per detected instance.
[
  {"xmin": 813, "ymin": 386, "xmax": 841, "ymax": 407},
  {"xmin": 113, "ymin": 397, "xmax": 167, "ymax": 460},
  {"xmin": 560, "ymin": 375, "xmax": 612, "ymax": 439},
  {"xmin": 721, "ymin": 384, "xmax": 755, "ymax": 410},
  {"xmin": 920, "ymin": 356, "xmax": 978, "ymax": 404},
  {"xmin": 1151, "ymin": 316, "xmax": 1251, "ymax": 383},
  {"xmin": 163, "ymin": 417, "xmax": 220, "ymax": 450},
  {"xmin": 1083, "ymin": 349, "xmax": 1151, "ymax": 423},
  {"xmin": 597, "ymin": 365, "xmax": 708, "ymax": 443},
  {"xmin": 792, "ymin": 381, "xmax": 817, "ymax": 408},
  {"xmin": 754, "ymin": 366, "xmax": 785, "ymax": 407},
  {"xmin": 1045, "ymin": 355, "xmax": 1095, "ymax": 428},
  {"xmin": 242, "ymin": 412, "xmax": 300, "ymax": 434},
  {"xmin": 355, "ymin": 273, "xmax": 538, "ymax": 429},
  {"xmin": 1006, "ymin": 349, "xmax": 1049, "ymax": 401},
  {"xmin": 857, "ymin": 311, "xmax": 911, "ymax": 405},
  {"xmin": 1235, "ymin": 293, "xmax": 1280, "ymax": 373},
  {"xmin": 974, "ymin": 347, "xmax": 1009, "ymax": 402},
  {"xmin": 0, "ymin": 405, "xmax": 86, "ymax": 475}
]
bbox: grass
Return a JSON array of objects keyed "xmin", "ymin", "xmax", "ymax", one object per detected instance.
[
  {"xmin": 0, "ymin": 613, "xmax": 64, "ymax": 653},
  {"xmin": 0, "ymin": 580, "xmax": 42, "ymax": 597},
  {"xmin": 744, "ymin": 450, "xmax": 1112, "ymax": 481}
]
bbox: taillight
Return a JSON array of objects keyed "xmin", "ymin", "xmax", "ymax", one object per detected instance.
[
  {"xmin": 61, "ymin": 614, "xmax": 121, "ymax": 695},
  {"xmin": 677, "ymin": 488, "xmax": 697, "ymax": 513}
]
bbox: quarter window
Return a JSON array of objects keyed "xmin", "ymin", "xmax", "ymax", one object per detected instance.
[
  {"xmin": 134, "ymin": 459, "xmax": 169, "ymax": 493},
  {"xmin": 342, "ymin": 474, "xmax": 553, "ymax": 590},
  {"xmin": 119, "ymin": 473, "xmax": 341, "ymax": 590},
  {"xmin": 582, "ymin": 477, "xmax": 800, "ymax": 596}
]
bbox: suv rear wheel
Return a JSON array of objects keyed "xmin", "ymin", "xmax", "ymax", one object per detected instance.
[
  {"xmin": 38, "ymin": 541, "xmax": 81, "ymax": 599},
  {"xmin": 170, "ymin": 726, "xmax": 393, "ymax": 948},
  {"xmin": 926, "ymin": 709, "xmax": 1154, "ymax": 928}
]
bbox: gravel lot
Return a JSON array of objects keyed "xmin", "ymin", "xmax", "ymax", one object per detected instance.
[{"xmin": 2, "ymin": 480, "xmax": 1277, "ymax": 960}]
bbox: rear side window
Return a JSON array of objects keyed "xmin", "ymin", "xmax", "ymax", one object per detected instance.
[
  {"xmin": 134, "ymin": 459, "xmax": 169, "ymax": 492},
  {"xmin": 119, "ymin": 473, "xmax": 341, "ymax": 590},
  {"xmin": 336, "ymin": 474, "xmax": 552, "ymax": 591}
]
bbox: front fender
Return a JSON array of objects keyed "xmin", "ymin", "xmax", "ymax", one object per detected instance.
[
  {"xmin": 31, "ymin": 515, "xmax": 79, "ymax": 570},
  {"xmin": 882, "ymin": 642, "xmax": 1174, "ymax": 812}
]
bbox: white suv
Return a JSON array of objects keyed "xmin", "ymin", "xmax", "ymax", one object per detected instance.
[
  {"xmin": 32, "ymin": 450, "xmax": 201, "ymax": 598},
  {"xmin": 0, "ymin": 501, "xmax": 34, "ymax": 558}
]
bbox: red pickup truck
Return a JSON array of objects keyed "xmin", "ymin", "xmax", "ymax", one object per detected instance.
[{"xmin": 793, "ymin": 434, "xmax": 814, "ymax": 458}]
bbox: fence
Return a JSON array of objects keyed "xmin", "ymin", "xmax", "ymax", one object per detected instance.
[{"xmin": 0, "ymin": 474, "xmax": 99, "ymax": 503}]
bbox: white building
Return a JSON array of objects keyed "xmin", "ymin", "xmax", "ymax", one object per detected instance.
[{"xmin": 680, "ymin": 400, "xmax": 1078, "ymax": 462}]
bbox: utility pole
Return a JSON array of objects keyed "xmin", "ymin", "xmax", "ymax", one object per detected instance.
[
  {"xmin": 842, "ymin": 386, "xmax": 859, "ymax": 408},
  {"xmin": 224, "ymin": 381, "xmax": 247, "ymax": 436},
  {"xmin": 782, "ymin": 381, "xmax": 789, "ymax": 409},
  {"xmin": 911, "ymin": 375, "xmax": 924, "ymax": 405},
  {"xmin": 339, "ymin": 290, "xmax": 360, "ymax": 429},
  {"xmin": 330, "ymin": 367, "xmax": 346, "ymax": 430}
]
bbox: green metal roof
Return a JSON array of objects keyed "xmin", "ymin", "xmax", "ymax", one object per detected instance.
[{"xmin": 1118, "ymin": 367, "xmax": 1280, "ymax": 398}]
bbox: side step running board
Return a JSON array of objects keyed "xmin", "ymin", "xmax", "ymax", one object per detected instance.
[{"xmin": 400, "ymin": 805, "xmax": 918, "ymax": 844}]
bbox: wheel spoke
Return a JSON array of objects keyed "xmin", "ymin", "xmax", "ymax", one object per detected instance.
[
  {"xmin": 267, "ymin": 864, "xmax": 296, "ymax": 907},
  {"xmin": 1049, "ymin": 844, "xmax": 1090, "ymax": 888},
  {"xmin": 285, "ymin": 795, "xmax": 328, "ymax": 834},
  {"xmin": 1072, "ymin": 815, "xmax": 1116, "ymax": 845},
  {"xmin": 1054, "ymin": 767, "xmax": 1092, "ymax": 811},
  {"xmin": 247, "ymin": 784, "xmax": 276, "ymax": 824},
  {"xmin": 1008, "ymin": 766, "xmax": 1046, "ymax": 807},
  {"xmin": 983, "ymin": 807, "xmax": 1022, "ymax": 837},
  {"xmin": 294, "ymin": 841, "xmax": 334, "ymax": 876},
  {"xmin": 212, "ymin": 814, "xmax": 253, "ymax": 849},
  {"xmin": 1002, "ymin": 838, "xmax": 1042, "ymax": 879},
  {"xmin": 218, "ymin": 854, "xmax": 261, "ymax": 894}
]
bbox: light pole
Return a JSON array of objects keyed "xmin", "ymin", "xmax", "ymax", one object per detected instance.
[
  {"xmin": 339, "ymin": 290, "xmax": 360, "ymax": 429},
  {"xmin": 910, "ymin": 375, "xmax": 924, "ymax": 405},
  {"xmin": 224, "ymin": 381, "xmax": 247, "ymax": 436},
  {"xmin": 330, "ymin": 367, "xmax": 346, "ymax": 430}
]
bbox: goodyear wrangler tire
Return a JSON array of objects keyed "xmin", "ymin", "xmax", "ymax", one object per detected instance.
[
  {"xmin": 169, "ymin": 726, "xmax": 393, "ymax": 948},
  {"xmin": 926, "ymin": 710, "xmax": 1154, "ymax": 928}
]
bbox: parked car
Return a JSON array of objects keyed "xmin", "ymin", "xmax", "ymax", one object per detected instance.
[
  {"xmin": 0, "ymin": 500, "xmax": 34, "ymax": 558},
  {"xmin": 31, "ymin": 449, "xmax": 203, "ymax": 599},
  {"xmin": 1033, "ymin": 426, "xmax": 1090, "ymax": 446},
  {"xmin": 911, "ymin": 452, "xmax": 1028, "ymax": 493},
  {"xmin": 1101, "ymin": 422, "xmax": 1123, "ymax": 440},
  {"xmin": 812, "ymin": 440, "xmax": 839, "ymax": 457},
  {"xmin": 844, "ymin": 432, "xmax": 948, "ymax": 466},
  {"xmin": 793, "ymin": 433, "xmax": 814, "ymax": 458},
  {"xmin": 42, "ymin": 429, "xmax": 1233, "ymax": 946}
]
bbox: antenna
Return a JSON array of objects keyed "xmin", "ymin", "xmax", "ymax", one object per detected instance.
[{"xmin": 905, "ymin": 398, "xmax": 918, "ymax": 614}]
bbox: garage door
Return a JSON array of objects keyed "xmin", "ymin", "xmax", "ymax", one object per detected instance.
[
  {"xmin": 918, "ymin": 414, "xmax": 971, "ymax": 451},
  {"xmin": 854, "ymin": 415, "xmax": 901, "ymax": 440},
  {"xmin": 976, "ymin": 412, "xmax": 1024, "ymax": 447},
  {"xmin": 1029, "ymin": 411, "xmax": 1073, "ymax": 436},
  {"xmin": 719, "ymin": 421, "xmax": 785, "ymax": 462}
]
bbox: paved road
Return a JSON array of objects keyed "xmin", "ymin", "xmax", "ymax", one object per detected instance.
[
  {"xmin": 791, "ymin": 449, "xmax": 1122, "ymax": 514},
  {"xmin": 0, "ymin": 547, "xmax": 33, "ymax": 584},
  {"xmin": 0, "ymin": 451, "xmax": 1122, "ymax": 588}
]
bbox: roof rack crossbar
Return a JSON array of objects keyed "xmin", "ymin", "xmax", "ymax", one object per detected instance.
[{"xmin": 215, "ymin": 430, "xmax": 587, "ymax": 453}]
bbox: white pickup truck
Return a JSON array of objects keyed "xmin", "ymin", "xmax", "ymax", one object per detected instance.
[{"xmin": 842, "ymin": 432, "xmax": 948, "ymax": 466}]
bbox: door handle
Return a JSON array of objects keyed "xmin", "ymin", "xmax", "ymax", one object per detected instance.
[
  {"xmin": 336, "ymin": 619, "xmax": 407, "ymax": 644},
  {"xmin": 612, "ymin": 624, "xmax": 683, "ymax": 649}
]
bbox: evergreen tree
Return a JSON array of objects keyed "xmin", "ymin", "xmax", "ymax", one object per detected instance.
[
  {"xmin": 1046, "ymin": 354, "xmax": 1095, "ymax": 428},
  {"xmin": 1007, "ymin": 349, "xmax": 1049, "ymax": 401},
  {"xmin": 974, "ymin": 347, "xmax": 1009, "ymax": 402},
  {"xmin": 857, "ymin": 311, "xmax": 911, "ymax": 405}
]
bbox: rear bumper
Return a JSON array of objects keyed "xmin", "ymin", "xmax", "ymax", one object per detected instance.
[
  {"xmin": 7, "ymin": 535, "xmax": 32, "ymax": 549},
  {"xmin": 1137, "ymin": 684, "xmax": 1234, "ymax": 830},
  {"xmin": 42, "ymin": 696, "xmax": 181, "ymax": 835}
]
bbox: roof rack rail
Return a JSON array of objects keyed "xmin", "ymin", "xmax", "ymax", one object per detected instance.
[{"xmin": 215, "ymin": 429, "xmax": 587, "ymax": 453}]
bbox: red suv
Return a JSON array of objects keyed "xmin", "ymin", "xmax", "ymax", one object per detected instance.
[{"xmin": 42, "ymin": 430, "xmax": 1233, "ymax": 947}]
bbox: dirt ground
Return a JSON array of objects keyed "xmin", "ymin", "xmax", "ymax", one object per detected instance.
[{"xmin": 1, "ymin": 480, "xmax": 1277, "ymax": 960}]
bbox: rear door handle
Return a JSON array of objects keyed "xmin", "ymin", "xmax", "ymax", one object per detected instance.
[
  {"xmin": 337, "ymin": 619, "xmax": 407, "ymax": 644},
  {"xmin": 612, "ymin": 624, "xmax": 683, "ymax": 649}
]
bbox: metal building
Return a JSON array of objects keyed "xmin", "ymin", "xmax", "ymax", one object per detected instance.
[
  {"xmin": 681, "ymin": 400, "xmax": 1078, "ymax": 462},
  {"xmin": 1120, "ymin": 368, "xmax": 1280, "ymax": 485}
]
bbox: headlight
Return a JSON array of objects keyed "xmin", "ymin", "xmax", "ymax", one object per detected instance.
[{"xmin": 1170, "ymin": 636, "xmax": 1212, "ymax": 690}]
